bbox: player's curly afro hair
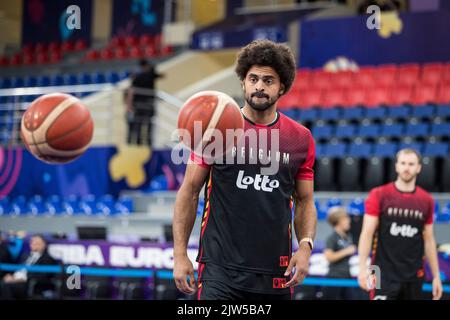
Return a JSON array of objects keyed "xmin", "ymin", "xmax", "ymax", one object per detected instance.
[{"xmin": 235, "ymin": 40, "xmax": 296, "ymax": 93}]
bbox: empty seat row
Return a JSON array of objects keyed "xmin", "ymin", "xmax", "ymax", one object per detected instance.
[{"xmin": 0, "ymin": 194, "xmax": 133, "ymax": 216}]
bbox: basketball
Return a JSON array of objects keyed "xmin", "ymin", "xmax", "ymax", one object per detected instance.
[
  {"xmin": 177, "ymin": 90, "xmax": 244, "ymax": 158},
  {"xmin": 20, "ymin": 93, "xmax": 94, "ymax": 164}
]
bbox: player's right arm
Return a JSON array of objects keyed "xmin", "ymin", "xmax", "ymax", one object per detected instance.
[
  {"xmin": 357, "ymin": 214, "xmax": 379, "ymax": 291},
  {"xmin": 358, "ymin": 188, "xmax": 380, "ymax": 291},
  {"xmin": 172, "ymin": 161, "xmax": 210, "ymax": 295}
]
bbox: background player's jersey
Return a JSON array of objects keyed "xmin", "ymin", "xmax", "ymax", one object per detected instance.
[
  {"xmin": 365, "ymin": 182, "xmax": 434, "ymax": 282},
  {"xmin": 192, "ymin": 112, "xmax": 315, "ymax": 277}
]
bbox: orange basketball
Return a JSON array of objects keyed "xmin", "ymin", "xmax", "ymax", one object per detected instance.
[
  {"xmin": 20, "ymin": 93, "xmax": 94, "ymax": 164},
  {"xmin": 177, "ymin": 91, "xmax": 244, "ymax": 159}
]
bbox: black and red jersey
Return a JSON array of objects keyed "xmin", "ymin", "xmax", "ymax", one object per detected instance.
[
  {"xmin": 365, "ymin": 182, "xmax": 434, "ymax": 282},
  {"xmin": 190, "ymin": 111, "xmax": 315, "ymax": 292}
]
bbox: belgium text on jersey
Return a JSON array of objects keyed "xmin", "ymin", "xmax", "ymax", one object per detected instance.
[{"xmin": 172, "ymin": 123, "xmax": 285, "ymax": 175}]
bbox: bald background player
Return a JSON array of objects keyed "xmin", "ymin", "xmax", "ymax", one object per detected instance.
[
  {"xmin": 358, "ymin": 149, "xmax": 443, "ymax": 300},
  {"xmin": 172, "ymin": 40, "xmax": 317, "ymax": 300}
]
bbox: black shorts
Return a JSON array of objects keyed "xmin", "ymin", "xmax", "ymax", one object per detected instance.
[
  {"xmin": 197, "ymin": 262, "xmax": 292, "ymax": 300},
  {"xmin": 371, "ymin": 278, "xmax": 424, "ymax": 300},
  {"xmin": 198, "ymin": 280, "xmax": 292, "ymax": 301}
]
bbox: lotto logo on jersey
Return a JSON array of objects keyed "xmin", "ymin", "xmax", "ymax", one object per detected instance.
[
  {"xmin": 235, "ymin": 170, "xmax": 280, "ymax": 192},
  {"xmin": 389, "ymin": 222, "xmax": 418, "ymax": 238}
]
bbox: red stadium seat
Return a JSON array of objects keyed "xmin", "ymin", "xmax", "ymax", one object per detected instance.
[
  {"xmin": 129, "ymin": 46, "xmax": 143, "ymax": 58},
  {"xmin": 74, "ymin": 39, "xmax": 87, "ymax": 51},
  {"xmin": 10, "ymin": 53, "xmax": 22, "ymax": 66},
  {"xmin": 35, "ymin": 42, "xmax": 47, "ymax": 54},
  {"xmin": 139, "ymin": 34, "xmax": 153, "ymax": 46},
  {"xmin": 412, "ymin": 83, "xmax": 438, "ymax": 105},
  {"xmin": 298, "ymin": 88, "xmax": 322, "ymax": 108},
  {"xmin": 161, "ymin": 45, "xmax": 173, "ymax": 55},
  {"xmin": 322, "ymin": 88, "xmax": 346, "ymax": 108},
  {"xmin": 144, "ymin": 46, "xmax": 156, "ymax": 57},
  {"xmin": 437, "ymin": 82, "xmax": 450, "ymax": 104},
  {"xmin": 397, "ymin": 63, "xmax": 420, "ymax": 87},
  {"xmin": 22, "ymin": 43, "xmax": 34, "ymax": 55},
  {"xmin": 373, "ymin": 64, "xmax": 397, "ymax": 87},
  {"xmin": 364, "ymin": 86, "xmax": 390, "ymax": 107},
  {"xmin": 354, "ymin": 66, "xmax": 376, "ymax": 87},
  {"xmin": 278, "ymin": 92, "xmax": 300, "ymax": 109},
  {"xmin": 421, "ymin": 63, "xmax": 443, "ymax": 85},
  {"xmin": 48, "ymin": 41, "xmax": 60, "ymax": 53},
  {"xmin": 389, "ymin": 85, "xmax": 413, "ymax": 106},
  {"xmin": 85, "ymin": 50, "xmax": 100, "ymax": 61},
  {"xmin": 36, "ymin": 52, "xmax": 49, "ymax": 64},
  {"xmin": 125, "ymin": 36, "xmax": 138, "ymax": 47},
  {"xmin": 110, "ymin": 36, "xmax": 125, "ymax": 48},
  {"xmin": 443, "ymin": 63, "xmax": 450, "ymax": 82},
  {"xmin": 49, "ymin": 51, "xmax": 62, "ymax": 63},
  {"xmin": 310, "ymin": 70, "xmax": 332, "ymax": 90},
  {"xmin": 344, "ymin": 86, "xmax": 365, "ymax": 106},
  {"xmin": 22, "ymin": 53, "xmax": 34, "ymax": 65},
  {"xmin": 61, "ymin": 41, "xmax": 74, "ymax": 53},
  {"xmin": 115, "ymin": 47, "xmax": 128, "ymax": 59},
  {"xmin": 0, "ymin": 55, "xmax": 9, "ymax": 66},
  {"xmin": 292, "ymin": 69, "xmax": 311, "ymax": 92},
  {"xmin": 100, "ymin": 48, "xmax": 114, "ymax": 60},
  {"xmin": 333, "ymin": 71, "xmax": 355, "ymax": 89}
]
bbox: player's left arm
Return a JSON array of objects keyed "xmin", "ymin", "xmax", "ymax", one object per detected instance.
[
  {"xmin": 284, "ymin": 179, "xmax": 317, "ymax": 287},
  {"xmin": 423, "ymin": 223, "xmax": 443, "ymax": 300}
]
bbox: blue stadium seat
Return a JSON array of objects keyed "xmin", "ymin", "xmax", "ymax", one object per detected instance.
[
  {"xmin": 315, "ymin": 143, "xmax": 325, "ymax": 158},
  {"xmin": 115, "ymin": 196, "xmax": 133, "ymax": 215},
  {"xmin": 45, "ymin": 195, "xmax": 63, "ymax": 216},
  {"xmin": 63, "ymin": 74, "xmax": 78, "ymax": 86},
  {"xmin": 78, "ymin": 73, "xmax": 92, "ymax": 85},
  {"xmin": 348, "ymin": 142, "xmax": 373, "ymax": 157},
  {"xmin": 431, "ymin": 123, "xmax": 450, "ymax": 137},
  {"xmin": 0, "ymin": 196, "xmax": 10, "ymax": 216},
  {"xmin": 436, "ymin": 105, "xmax": 450, "ymax": 118},
  {"xmin": 27, "ymin": 195, "xmax": 46, "ymax": 215},
  {"xmin": 0, "ymin": 77, "xmax": 11, "ymax": 89},
  {"xmin": 196, "ymin": 198, "xmax": 205, "ymax": 216},
  {"xmin": 334, "ymin": 124, "xmax": 356, "ymax": 139},
  {"xmin": 79, "ymin": 194, "xmax": 99, "ymax": 215},
  {"xmin": 357, "ymin": 124, "xmax": 380, "ymax": 138},
  {"xmin": 96, "ymin": 194, "xmax": 115, "ymax": 215},
  {"xmin": 279, "ymin": 109, "xmax": 298, "ymax": 121},
  {"xmin": 323, "ymin": 143, "xmax": 347, "ymax": 157},
  {"xmin": 381, "ymin": 123, "xmax": 404, "ymax": 138},
  {"xmin": 348, "ymin": 198, "xmax": 365, "ymax": 215},
  {"xmin": 364, "ymin": 107, "xmax": 386, "ymax": 120},
  {"xmin": 341, "ymin": 107, "xmax": 363, "ymax": 120},
  {"xmin": 119, "ymin": 70, "xmax": 131, "ymax": 79},
  {"xmin": 318, "ymin": 108, "xmax": 340, "ymax": 121},
  {"xmin": 11, "ymin": 77, "xmax": 24, "ymax": 88},
  {"xmin": 373, "ymin": 142, "xmax": 397, "ymax": 157},
  {"xmin": 298, "ymin": 108, "xmax": 318, "ymax": 122},
  {"xmin": 11, "ymin": 196, "xmax": 27, "ymax": 215},
  {"xmin": 105, "ymin": 71, "xmax": 120, "ymax": 83},
  {"xmin": 405, "ymin": 123, "xmax": 429, "ymax": 137},
  {"xmin": 312, "ymin": 124, "xmax": 333, "ymax": 139},
  {"xmin": 399, "ymin": 142, "xmax": 424, "ymax": 153},
  {"xmin": 437, "ymin": 202, "xmax": 450, "ymax": 222},
  {"xmin": 315, "ymin": 199, "xmax": 326, "ymax": 220},
  {"xmin": 423, "ymin": 142, "xmax": 449, "ymax": 157},
  {"xmin": 62, "ymin": 195, "xmax": 82, "ymax": 215},
  {"xmin": 386, "ymin": 105, "xmax": 411, "ymax": 119},
  {"xmin": 411, "ymin": 105, "xmax": 435, "ymax": 119},
  {"xmin": 36, "ymin": 76, "xmax": 51, "ymax": 87},
  {"xmin": 91, "ymin": 72, "xmax": 106, "ymax": 84},
  {"xmin": 50, "ymin": 75, "xmax": 64, "ymax": 86},
  {"xmin": 24, "ymin": 76, "xmax": 37, "ymax": 87}
]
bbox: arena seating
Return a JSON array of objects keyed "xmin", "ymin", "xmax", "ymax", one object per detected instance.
[
  {"xmin": 277, "ymin": 62, "xmax": 450, "ymax": 194},
  {"xmin": 0, "ymin": 194, "xmax": 133, "ymax": 216}
]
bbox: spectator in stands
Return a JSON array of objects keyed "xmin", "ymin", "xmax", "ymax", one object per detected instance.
[
  {"xmin": 323, "ymin": 207, "xmax": 356, "ymax": 300},
  {"xmin": 126, "ymin": 59, "xmax": 164, "ymax": 146},
  {"xmin": 0, "ymin": 232, "xmax": 13, "ymax": 278},
  {"xmin": 0, "ymin": 234, "xmax": 57, "ymax": 299}
]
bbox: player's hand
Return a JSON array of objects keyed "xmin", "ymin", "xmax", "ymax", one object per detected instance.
[
  {"xmin": 358, "ymin": 268, "xmax": 370, "ymax": 292},
  {"xmin": 173, "ymin": 255, "xmax": 196, "ymax": 295},
  {"xmin": 432, "ymin": 277, "xmax": 443, "ymax": 300},
  {"xmin": 284, "ymin": 243, "xmax": 311, "ymax": 287}
]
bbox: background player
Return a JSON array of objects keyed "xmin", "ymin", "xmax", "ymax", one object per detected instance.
[
  {"xmin": 172, "ymin": 40, "xmax": 317, "ymax": 300},
  {"xmin": 358, "ymin": 149, "xmax": 443, "ymax": 300}
]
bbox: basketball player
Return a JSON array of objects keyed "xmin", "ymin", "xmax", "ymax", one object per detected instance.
[
  {"xmin": 172, "ymin": 40, "xmax": 317, "ymax": 300},
  {"xmin": 358, "ymin": 149, "xmax": 443, "ymax": 300}
]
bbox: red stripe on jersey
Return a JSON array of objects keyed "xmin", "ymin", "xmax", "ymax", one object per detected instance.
[
  {"xmin": 197, "ymin": 263, "xmax": 205, "ymax": 300},
  {"xmin": 198, "ymin": 169, "xmax": 213, "ymax": 263}
]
